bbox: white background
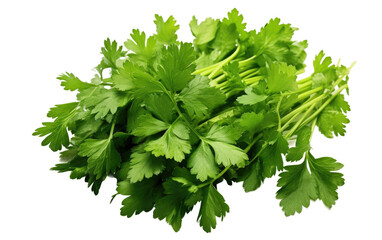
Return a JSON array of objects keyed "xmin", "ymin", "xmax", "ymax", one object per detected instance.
[{"xmin": 1, "ymin": 0, "xmax": 381, "ymax": 239}]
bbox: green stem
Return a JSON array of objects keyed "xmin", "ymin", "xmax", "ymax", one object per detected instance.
[
  {"xmin": 309, "ymin": 118, "xmax": 317, "ymax": 142},
  {"xmin": 242, "ymin": 71, "xmax": 258, "ymax": 80},
  {"xmin": 298, "ymin": 80, "xmax": 312, "ymax": 89},
  {"xmin": 297, "ymin": 76, "xmax": 312, "ymax": 84},
  {"xmin": 108, "ymin": 117, "xmax": 117, "ymax": 139},
  {"xmin": 208, "ymin": 45, "xmax": 241, "ymax": 79},
  {"xmin": 239, "ymin": 68, "xmax": 258, "ymax": 78},
  {"xmin": 244, "ymin": 133, "xmax": 263, "ymax": 153},
  {"xmin": 281, "ymin": 94, "xmax": 326, "ymax": 124},
  {"xmin": 298, "ymin": 84, "xmax": 348, "ymax": 128},
  {"xmin": 285, "ymin": 103, "xmax": 316, "ymax": 139},
  {"xmin": 192, "ymin": 62, "xmax": 220, "ymax": 75},
  {"xmin": 276, "ymin": 95, "xmax": 284, "ymax": 131},
  {"xmin": 247, "ymin": 143, "xmax": 267, "ymax": 165},
  {"xmin": 297, "ymin": 86, "xmax": 324, "ymax": 100},
  {"xmin": 238, "ymin": 55, "xmax": 256, "ymax": 65},
  {"xmin": 197, "ymin": 165, "xmax": 232, "ymax": 188},
  {"xmin": 245, "ymin": 76, "xmax": 263, "ymax": 85}
]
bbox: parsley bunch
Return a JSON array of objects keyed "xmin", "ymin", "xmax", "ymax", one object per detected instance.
[{"xmin": 34, "ymin": 9, "xmax": 353, "ymax": 232}]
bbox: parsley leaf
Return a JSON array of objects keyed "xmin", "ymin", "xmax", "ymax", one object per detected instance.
[
  {"xmin": 237, "ymin": 86, "xmax": 268, "ymax": 105},
  {"xmin": 33, "ymin": 102, "xmax": 78, "ymax": 151},
  {"xmin": 154, "ymin": 15, "xmax": 179, "ymax": 45},
  {"xmin": 317, "ymin": 106, "xmax": 350, "ymax": 138},
  {"xmin": 307, "ymin": 153, "xmax": 345, "ymax": 208},
  {"xmin": 117, "ymin": 178, "xmax": 161, "ymax": 217},
  {"xmin": 179, "ymin": 75, "xmax": 225, "ymax": 120},
  {"xmin": 276, "ymin": 159, "xmax": 318, "ymax": 216},
  {"xmin": 157, "ymin": 43, "xmax": 196, "ymax": 92},
  {"xmin": 57, "ymin": 72, "xmax": 93, "ymax": 91},
  {"xmin": 153, "ymin": 179, "xmax": 188, "ymax": 232},
  {"xmin": 78, "ymin": 138, "xmax": 121, "ymax": 179},
  {"xmin": 198, "ymin": 185, "xmax": 229, "ymax": 232},
  {"xmin": 286, "ymin": 126, "xmax": 311, "ymax": 162},
  {"xmin": 96, "ymin": 38, "xmax": 126, "ymax": 75},
  {"xmin": 128, "ymin": 145, "xmax": 165, "ymax": 183},
  {"xmin": 266, "ymin": 62, "xmax": 298, "ymax": 93},
  {"xmin": 145, "ymin": 121, "xmax": 191, "ymax": 162},
  {"xmin": 260, "ymin": 132, "xmax": 289, "ymax": 178},
  {"xmin": 190, "ymin": 16, "xmax": 219, "ymax": 48},
  {"xmin": 125, "ymin": 29, "xmax": 157, "ymax": 68},
  {"xmin": 187, "ymin": 140, "xmax": 219, "ymax": 181},
  {"xmin": 277, "ymin": 152, "xmax": 344, "ymax": 215}
]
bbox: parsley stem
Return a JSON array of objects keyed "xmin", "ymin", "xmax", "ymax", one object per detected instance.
[
  {"xmin": 239, "ymin": 68, "xmax": 258, "ymax": 78},
  {"xmin": 297, "ymin": 76, "xmax": 312, "ymax": 84},
  {"xmin": 248, "ymin": 143, "xmax": 267, "ymax": 165},
  {"xmin": 242, "ymin": 71, "xmax": 259, "ymax": 80},
  {"xmin": 297, "ymin": 80, "xmax": 312, "ymax": 89},
  {"xmin": 208, "ymin": 45, "xmax": 241, "ymax": 79},
  {"xmin": 285, "ymin": 103, "xmax": 316, "ymax": 139},
  {"xmin": 196, "ymin": 165, "xmax": 232, "ymax": 189},
  {"xmin": 238, "ymin": 55, "xmax": 256, "ymax": 65},
  {"xmin": 309, "ymin": 118, "xmax": 317, "ymax": 142},
  {"xmin": 109, "ymin": 117, "xmax": 117, "ymax": 139},
  {"xmin": 244, "ymin": 133, "xmax": 263, "ymax": 153},
  {"xmin": 298, "ymin": 84, "xmax": 348, "ymax": 129},
  {"xmin": 276, "ymin": 95, "xmax": 284, "ymax": 131},
  {"xmin": 297, "ymin": 86, "xmax": 324, "ymax": 100},
  {"xmin": 281, "ymin": 94, "xmax": 325, "ymax": 124},
  {"xmin": 282, "ymin": 85, "xmax": 310, "ymax": 96},
  {"xmin": 245, "ymin": 76, "xmax": 263, "ymax": 86}
]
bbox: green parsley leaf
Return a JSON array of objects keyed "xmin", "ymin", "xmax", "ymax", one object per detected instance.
[
  {"xmin": 80, "ymin": 88, "xmax": 129, "ymax": 120},
  {"xmin": 222, "ymin": 8, "xmax": 247, "ymax": 40},
  {"xmin": 276, "ymin": 159, "xmax": 318, "ymax": 216},
  {"xmin": 145, "ymin": 121, "xmax": 191, "ymax": 162},
  {"xmin": 144, "ymin": 93, "xmax": 175, "ymax": 123},
  {"xmin": 33, "ymin": 102, "xmax": 78, "ymax": 151},
  {"xmin": 286, "ymin": 126, "xmax": 311, "ymax": 162},
  {"xmin": 187, "ymin": 140, "xmax": 219, "ymax": 181},
  {"xmin": 157, "ymin": 43, "xmax": 196, "ymax": 92},
  {"xmin": 128, "ymin": 145, "xmax": 165, "ymax": 183},
  {"xmin": 317, "ymin": 106, "xmax": 350, "ymax": 138},
  {"xmin": 198, "ymin": 185, "xmax": 229, "ymax": 232},
  {"xmin": 96, "ymin": 38, "xmax": 126, "ymax": 74},
  {"xmin": 237, "ymin": 86, "xmax": 268, "ymax": 105},
  {"xmin": 307, "ymin": 153, "xmax": 345, "ymax": 208},
  {"xmin": 117, "ymin": 177, "xmax": 161, "ymax": 217},
  {"xmin": 313, "ymin": 50, "xmax": 332, "ymax": 73},
  {"xmin": 189, "ymin": 16, "xmax": 219, "ymax": 47},
  {"xmin": 207, "ymin": 140, "xmax": 248, "ymax": 167},
  {"xmin": 57, "ymin": 72, "xmax": 93, "ymax": 91},
  {"xmin": 179, "ymin": 75, "xmax": 225, "ymax": 120},
  {"xmin": 240, "ymin": 160, "xmax": 264, "ymax": 192},
  {"xmin": 124, "ymin": 29, "xmax": 157, "ymax": 67},
  {"xmin": 260, "ymin": 132, "xmax": 289, "ymax": 178},
  {"xmin": 277, "ymin": 152, "xmax": 344, "ymax": 215},
  {"xmin": 153, "ymin": 179, "xmax": 188, "ymax": 232},
  {"xmin": 78, "ymin": 138, "xmax": 121, "ymax": 179},
  {"xmin": 266, "ymin": 62, "xmax": 298, "ymax": 93},
  {"xmin": 131, "ymin": 113, "xmax": 169, "ymax": 137},
  {"xmin": 154, "ymin": 15, "xmax": 179, "ymax": 45}
]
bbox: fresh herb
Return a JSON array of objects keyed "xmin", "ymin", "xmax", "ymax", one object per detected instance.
[{"xmin": 34, "ymin": 9, "xmax": 353, "ymax": 232}]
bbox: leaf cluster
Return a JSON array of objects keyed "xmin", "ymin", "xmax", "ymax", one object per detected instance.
[{"xmin": 34, "ymin": 9, "xmax": 353, "ymax": 232}]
